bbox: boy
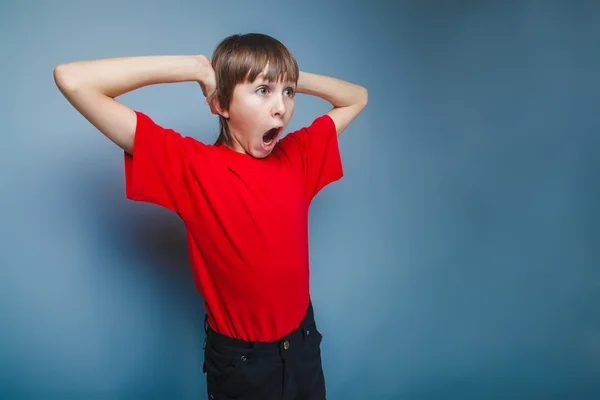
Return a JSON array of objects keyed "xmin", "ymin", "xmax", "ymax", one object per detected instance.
[{"xmin": 54, "ymin": 33, "xmax": 368, "ymax": 400}]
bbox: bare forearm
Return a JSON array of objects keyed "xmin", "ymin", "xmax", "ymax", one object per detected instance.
[
  {"xmin": 296, "ymin": 71, "xmax": 368, "ymax": 108},
  {"xmin": 53, "ymin": 54, "xmax": 213, "ymax": 154},
  {"xmin": 54, "ymin": 55, "xmax": 208, "ymax": 98}
]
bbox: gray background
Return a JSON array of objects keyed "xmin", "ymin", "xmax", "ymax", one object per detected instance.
[{"xmin": 1, "ymin": 1, "xmax": 599, "ymax": 398}]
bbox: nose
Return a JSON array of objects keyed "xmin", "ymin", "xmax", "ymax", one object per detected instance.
[{"xmin": 271, "ymin": 94, "xmax": 286, "ymax": 118}]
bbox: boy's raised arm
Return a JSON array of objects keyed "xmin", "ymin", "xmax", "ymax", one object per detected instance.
[
  {"xmin": 53, "ymin": 55, "xmax": 215, "ymax": 154},
  {"xmin": 296, "ymin": 71, "xmax": 368, "ymax": 137}
]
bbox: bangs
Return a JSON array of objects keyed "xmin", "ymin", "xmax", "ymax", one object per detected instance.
[
  {"xmin": 241, "ymin": 49, "xmax": 299, "ymax": 84},
  {"xmin": 220, "ymin": 34, "xmax": 299, "ymax": 85}
]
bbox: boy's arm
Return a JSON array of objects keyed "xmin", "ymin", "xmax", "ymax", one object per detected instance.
[
  {"xmin": 296, "ymin": 71, "xmax": 368, "ymax": 137},
  {"xmin": 53, "ymin": 55, "xmax": 215, "ymax": 154}
]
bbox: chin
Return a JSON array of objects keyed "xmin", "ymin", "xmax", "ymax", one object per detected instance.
[
  {"xmin": 250, "ymin": 149, "xmax": 272, "ymax": 159},
  {"xmin": 249, "ymin": 141, "xmax": 276, "ymax": 158}
]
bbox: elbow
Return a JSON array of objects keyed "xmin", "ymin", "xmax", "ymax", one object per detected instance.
[
  {"xmin": 53, "ymin": 63, "xmax": 80, "ymax": 94},
  {"xmin": 53, "ymin": 63, "xmax": 70, "ymax": 92},
  {"xmin": 357, "ymin": 86, "xmax": 368, "ymax": 108}
]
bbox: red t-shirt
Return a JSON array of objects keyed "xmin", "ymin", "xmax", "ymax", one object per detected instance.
[{"xmin": 124, "ymin": 111, "xmax": 343, "ymax": 342}]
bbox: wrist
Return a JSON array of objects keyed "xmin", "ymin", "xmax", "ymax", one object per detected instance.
[
  {"xmin": 296, "ymin": 71, "xmax": 322, "ymax": 97},
  {"xmin": 195, "ymin": 54, "xmax": 212, "ymax": 83},
  {"xmin": 296, "ymin": 71, "xmax": 311, "ymax": 94}
]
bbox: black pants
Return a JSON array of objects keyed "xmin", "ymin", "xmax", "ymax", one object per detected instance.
[{"xmin": 203, "ymin": 301, "xmax": 326, "ymax": 400}]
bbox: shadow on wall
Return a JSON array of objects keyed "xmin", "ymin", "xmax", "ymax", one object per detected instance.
[{"xmin": 66, "ymin": 150, "xmax": 208, "ymax": 397}]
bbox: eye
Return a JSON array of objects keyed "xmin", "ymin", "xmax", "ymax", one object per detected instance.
[
  {"xmin": 284, "ymin": 88, "xmax": 295, "ymax": 98},
  {"xmin": 256, "ymin": 86, "xmax": 268, "ymax": 95}
]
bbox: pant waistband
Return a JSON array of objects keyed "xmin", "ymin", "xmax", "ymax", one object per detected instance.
[{"xmin": 204, "ymin": 301, "xmax": 316, "ymax": 352}]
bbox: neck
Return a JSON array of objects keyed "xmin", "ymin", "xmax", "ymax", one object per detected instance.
[{"xmin": 224, "ymin": 135, "xmax": 247, "ymax": 155}]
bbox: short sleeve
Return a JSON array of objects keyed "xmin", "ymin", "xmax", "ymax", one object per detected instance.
[
  {"xmin": 124, "ymin": 111, "xmax": 195, "ymax": 214},
  {"xmin": 279, "ymin": 114, "xmax": 344, "ymax": 200}
]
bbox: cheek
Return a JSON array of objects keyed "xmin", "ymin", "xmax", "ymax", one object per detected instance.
[
  {"xmin": 286, "ymin": 96, "xmax": 295, "ymax": 108},
  {"xmin": 231, "ymin": 96, "xmax": 259, "ymax": 121},
  {"xmin": 233, "ymin": 108, "xmax": 258, "ymax": 128},
  {"xmin": 229, "ymin": 106, "xmax": 261, "ymax": 141},
  {"xmin": 286, "ymin": 101, "xmax": 295, "ymax": 119}
]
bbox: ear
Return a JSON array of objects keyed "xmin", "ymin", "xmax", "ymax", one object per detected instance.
[{"xmin": 209, "ymin": 92, "xmax": 230, "ymax": 118}]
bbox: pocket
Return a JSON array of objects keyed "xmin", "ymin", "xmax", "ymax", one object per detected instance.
[
  {"xmin": 305, "ymin": 322, "xmax": 324, "ymax": 344},
  {"xmin": 299, "ymin": 322, "xmax": 324, "ymax": 367},
  {"xmin": 204, "ymin": 342, "xmax": 279, "ymax": 399},
  {"xmin": 204, "ymin": 343, "xmax": 247, "ymax": 387}
]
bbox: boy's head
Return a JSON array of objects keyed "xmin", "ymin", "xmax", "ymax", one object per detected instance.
[{"xmin": 210, "ymin": 33, "xmax": 299, "ymax": 158}]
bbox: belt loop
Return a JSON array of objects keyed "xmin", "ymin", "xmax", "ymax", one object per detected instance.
[{"xmin": 202, "ymin": 314, "xmax": 208, "ymax": 350}]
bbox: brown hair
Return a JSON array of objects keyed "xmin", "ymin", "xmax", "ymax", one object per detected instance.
[{"xmin": 210, "ymin": 33, "xmax": 299, "ymax": 146}]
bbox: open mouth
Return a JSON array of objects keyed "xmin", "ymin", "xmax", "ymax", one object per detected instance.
[{"xmin": 262, "ymin": 127, "xmax": 282, "ymax": 146}]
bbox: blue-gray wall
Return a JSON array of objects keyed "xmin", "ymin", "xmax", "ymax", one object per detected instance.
[{"xmin": 1, "ymin": 1, "xmax": 599, "ymax": 399}]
